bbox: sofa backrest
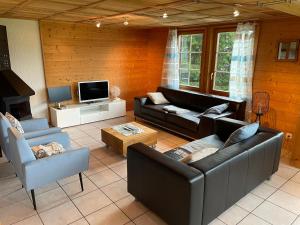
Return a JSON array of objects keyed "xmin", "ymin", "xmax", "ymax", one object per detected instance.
[{"xmin": 157, "ymin": 86, "xmax": 246, "ymax": 120}]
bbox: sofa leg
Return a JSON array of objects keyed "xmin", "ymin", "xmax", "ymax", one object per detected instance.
[
  {"xmin": 79, "ymin": 173, "xmax": 84, "ymax": 192},
  {"xmin": 31, "ymin": 190, "xmax": 37, "ymax": 210},
  {"xmin": 0, "ymin": 148, "xmax": 2, "ymax": 157}
]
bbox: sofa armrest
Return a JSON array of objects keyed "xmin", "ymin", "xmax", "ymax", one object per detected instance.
[
  {"xmin": 128, "ymin": 143, "xmax": 204, "ymax": 225},
  {"xmin": 134, "ymin": 96, "xmax": 148, "ymax": 105},
  {"xmin": 23, "ymin": 147, "xmax": 89, "ymax": 190},
  {"xmin": 134, "ymin": 96, "xmax": 148, "ymax": 117},
  {"xmin": 200, "ymin": 111, "xmax": 233, "ymax": 120},
  {"xmin": 27, "ymin": 132, "xmax": 70, "ymax": 148},
  {"xmin": 20, "ymin": 118, "xmax": 49, "ymax": 132},
  {"xmin": 23, "ymin": 127, "xmax": 61, "ymax": 140}
]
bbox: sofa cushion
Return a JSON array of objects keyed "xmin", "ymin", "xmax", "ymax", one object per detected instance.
[
  {"xmin": 147, "ymin": 92, "xmax": 170, "ymax": 105},
  {"xmin": 223, "ymin": 122, "xmax": 259, "ymax": 148},
  {"xmin": 166, "ymin": 112, "xmax": 200, "ymax": 132},
  {"xmin": 141, "ymin": 104, "xmax": 169, "ymax": 120}
]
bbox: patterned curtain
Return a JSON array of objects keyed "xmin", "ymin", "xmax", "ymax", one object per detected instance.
[
  {"xmin": 229, "ymin": 23, "xmax": 256, "ymax": 121},
  {"xmin": 161, "ymin": 28, "xmax": 180, "ymax": 89}
]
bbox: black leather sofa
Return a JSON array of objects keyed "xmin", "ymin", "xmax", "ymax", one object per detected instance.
[
  {"xmin": 127, "ymin": 118, "xmax": 284, "ymax": 225},
  {"xmin": 134, "ymin": 87, "xmax": 246, "ymax": 139}
]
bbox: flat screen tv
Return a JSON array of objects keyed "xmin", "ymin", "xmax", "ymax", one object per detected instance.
[{"xmin": 78, "ymin": 80, "xmax": 109, "ymax": 103}]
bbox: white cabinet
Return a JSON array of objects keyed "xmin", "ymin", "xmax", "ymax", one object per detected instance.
[{"xmin": 50, "ymin": 99, "xmax": 126, "ymax": 128}]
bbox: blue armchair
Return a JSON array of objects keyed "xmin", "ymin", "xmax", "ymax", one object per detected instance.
[
  {"xmin": 8, "ymin": 127, "xmax": 89, "ymax": 210},
  {"xmin": 0, "ymin": 112, "xmax": 61, "ymax": 160}
]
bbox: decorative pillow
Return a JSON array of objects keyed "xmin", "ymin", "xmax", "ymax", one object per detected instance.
[
  {"xmin": 147, "ymin": 92, "xmax": 170, "ymax": 105},
  {"xmin": 5, "ymin": 112, "xmax": 24, "ymax": 134},
  {"xmin": 223, "ymin": 123, "xmax": 259, "ymax": 148},
  {"xmin": 31, "ymin": 142, "xmax": 65, "ymax": 159},
  {"xmin": 204, "ymin": 103, "xmax": 229, "ymax": 115}
]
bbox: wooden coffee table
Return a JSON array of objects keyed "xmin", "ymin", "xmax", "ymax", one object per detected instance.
[{"xmin": 101, "ymin": 122, "xmax": 158, "ymax": 157}]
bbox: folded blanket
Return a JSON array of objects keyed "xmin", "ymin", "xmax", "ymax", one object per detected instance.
[
  {"xmin": 163, "ymin": 105, "xmax": 190, "ymax": 114},
  {"xmin": 31, "ymin": 142, "xmax": 65, "ymax": 159}
]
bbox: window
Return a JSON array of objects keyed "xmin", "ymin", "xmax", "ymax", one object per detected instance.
[
  {"xmin": 179, "ymin": 33, "xmax": 203, "ymax": 88},
  {"xmin": 212, "ymin": 31, "xmax": 235, "ymax": 93}
]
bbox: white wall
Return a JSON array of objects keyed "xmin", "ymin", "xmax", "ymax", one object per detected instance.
[{"xmin": 0, "ymin": 18, "xmax": 48, "ymax": 118}]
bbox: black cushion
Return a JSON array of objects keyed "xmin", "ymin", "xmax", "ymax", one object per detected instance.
[
  {"xmin": 141, "ymin": 104, "xmax": 169, "ymax": 120},
  {"xmin": 166, "ymin": 113, "xmax": 200, "ymax": 132}
]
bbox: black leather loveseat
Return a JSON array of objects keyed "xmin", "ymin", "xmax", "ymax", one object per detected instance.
[
  {"xmin": 134, "ymin": 87, "xmax": 246, "ymax": 139},
  {"xmin": 127, "ymin": 118, "xmax": 284, "ymax": 225}
]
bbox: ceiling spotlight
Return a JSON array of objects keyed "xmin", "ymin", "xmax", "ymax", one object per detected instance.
[
  {"xmin": 233, "ymin": 9, "xmax": 240, "ymax": 17},
  {"xmin": 96, "ymin": 21, "xmax": 101, "ymax": 28},
  {"xmin": 163, "ymin": 11, "xmax": 168, "ymax": 19},
  {"xmin": 123, "ymin": 18, "xmax": 129, "ymax": 26}
]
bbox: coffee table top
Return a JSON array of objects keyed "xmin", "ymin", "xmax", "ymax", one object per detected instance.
[{"xmin": 101, "ymin": 122, "xmax": 158, "ymax": 141}]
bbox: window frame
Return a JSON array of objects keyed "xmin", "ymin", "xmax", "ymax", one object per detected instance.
[
  {"xmin": 209, "ymin": 26, "xmax": 236, "ymax": 96},
  {"xmin": 178, "ymin": 28, "xmax": 207, "ymax": 92}
]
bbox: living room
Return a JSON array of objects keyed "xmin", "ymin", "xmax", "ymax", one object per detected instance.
[{"xmin": 0, "ymin": 0, "xmax": 300, "ymax": 225}]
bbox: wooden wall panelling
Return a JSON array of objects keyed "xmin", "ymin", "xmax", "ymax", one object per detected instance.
[
  {"xmin": 253, "ymin": 19, "xmax": 300, "ymax": 160},
  {"xmin": 39, "ymin": 21, "xmax": 168, "ymax": 110}
]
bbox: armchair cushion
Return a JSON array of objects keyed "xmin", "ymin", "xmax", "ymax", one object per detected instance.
[
  {"xmin": 5, "ymin": 112, "xmax": 24, "ymax": 133},
  {"xmin": 27, "ymin": 132, "xmax": 71, "ymax": 149},
  {"xmin": 23, "ymin": 127, "xmax": 61, "ymax": 140}
]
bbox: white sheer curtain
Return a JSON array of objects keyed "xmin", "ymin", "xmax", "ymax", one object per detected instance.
[
  {"xmin": 161, "ymin": 28, "xmax": 180, "ymax": 89},
  {"xmin": 229, "ymin": 22, "xmax": 256, "ymax": 121}
]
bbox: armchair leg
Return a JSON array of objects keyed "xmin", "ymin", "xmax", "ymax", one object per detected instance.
[
  {"xmin": 31, "ymin": 190, "xmax": 37, "ymax": 210},
  {"xmin": 0, "ymin": 147, "xmax": 2, "ymax": 157},
  {"xmin": 79, "ymin": 173, "xmax": 84, "ymax": 192}
]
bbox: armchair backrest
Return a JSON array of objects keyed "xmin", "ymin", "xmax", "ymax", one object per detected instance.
[
  {"xmin": 8, "ymin": 127, "xmax": 35, "ymax": 180},
  {"xmin": 0, "ymin": 112, "xmax": 12, "ymax": 160}
]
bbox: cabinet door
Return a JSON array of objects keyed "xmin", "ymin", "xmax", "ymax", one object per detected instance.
[
  {"xmin": 109, "ymin": 101, "xmax": 126, "ymax": 118},
  {"xmin": 56, "ymin": 108, "xmax": 81, "ymax": 128}
]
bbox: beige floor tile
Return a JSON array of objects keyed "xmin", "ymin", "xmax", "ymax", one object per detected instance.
[
  {"xmin": 101, "ymin": 154, "xmax": 127, "ymax": 168},
  {"xmin": 58, "ymin": 174, "xmax": 85, "ymax": 186},
  {"xmin": 84, "ymin": 157, "xmax": 107, "ymax": 176},
  {"xmin": 253, "ymin": 201, "xmax": 297, "ymax": 225},
  {"xmin": 70, "ymin": 218, "xmax": 90, "ymax": 225},
  {"xmin": 91, "ymin": 147, "xmax": 117, "ymax": 160},
  {"xmin": 293, "ymin": 216, "xmax": 300, "ymax": 225},
  {"xmin": 61, "ymin": 178, "xmax": 98, "ymax": 199},
  {"xmin": 86, "ymin": 204, "xmax": 130, "ymax": 225},
  {"xmin": 238, "ymin": 213, "xmax": 270, "ymax": 225},
  {"xmin": 134, "ymin": 211, "xmax": 168, "ymax": 225},
  {"xmin": 264, "ymin": 174, "xmax": 288, "ymax": 188},
  {"xmin": 268, "ymin": 190, "xmax": 300, "ymax": 214},
  {"xmin": 115, "ymin": 195, "xmax": 148, "ymax": 219},
  {"xmin": 276, "ymin": 166, "xmax": 299, "ymax": 180},
  {"xmin": 251, "ymin": 183, "xmax": 276, "ymax": 199},
  {"xmin": 292, "ymin": 172, "xmax": 300, "ymax": 184},
  {"xmin": 35, "ymin": 182, "xmax": 60, "ymax": 196},
  {"xmin": 73, "ymin": 189, "xmax": 112, "ymax": 216},
  {"xmin": 1, "ymin": 188, "xmax": 29, "ymax": 205},
  {"xmin": 35, "ymin": 187, "xmax": 70, "ymax": 212},
  {"xmin": 0, "ymin": 177, "xmax": 22, "ymax": 198},
  {"xmin": 39, "ymin": 201, "xmax": 82, "ymax": 225},
  {"xmin": 89, "ymin": 169, "xmax": 121, "ymax": 188},
  {"xmin": 280, "ymin": 181, "xmax": 300, "ymax": 198},
  {"xmin": 111, "ymin": 163, "xmax": 127, "ymax": 178},
  {"xmin": 218, "ymin": 205, "xmax": 248, "ymax": 225},
  {"xmin": 76, "ymin": 136, "xmax": 100, "ymax": 147},
  {"xmin": 208, "ymin": 218, "xmax": 226, "ymax": 225},
  {"xmin": 0, "ymin": 198, "xmax": 36, "ymax": 225},
  {"xmin": 101, "ymin": 179, "xmax": 129, "ymax": 202},
  {"xmin": 12, "ymin": 215, "xmax": 43, "ymax": 225},
  {"xmin": 236, "ymin": 193, "xmax": 264, "ymax": 212}
]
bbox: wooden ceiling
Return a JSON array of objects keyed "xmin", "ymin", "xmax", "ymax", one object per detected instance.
[{"xmin": 0, "ymin": 0, "xmax": 299, "ymax": 27}]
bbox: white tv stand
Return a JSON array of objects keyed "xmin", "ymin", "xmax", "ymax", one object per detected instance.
[{"xmin": 50, "ymin": 99, "xmax": 126, "ymax": 128}]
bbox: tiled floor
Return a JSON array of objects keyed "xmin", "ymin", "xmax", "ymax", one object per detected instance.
[{"xmin": 0, "ymin": 112, "xmax": 300, "ymax": 225}]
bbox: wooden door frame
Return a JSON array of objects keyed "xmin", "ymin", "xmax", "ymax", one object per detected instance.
[{"xmin": 178, "ymin": 28, "xmax": 208, "ymax": 93}]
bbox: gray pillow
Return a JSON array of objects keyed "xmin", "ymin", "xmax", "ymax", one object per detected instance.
[
  {"xmin": 204, "ymin": 103, "xmax": 229, "ymax": 115},
  {"xmin": 223, "ymin": 122, "xmax": 259, "ymax": 148}
]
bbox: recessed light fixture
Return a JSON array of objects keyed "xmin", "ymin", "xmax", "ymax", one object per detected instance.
[
  {"xmin": 233, "ymin": 9, "xmax": 240, "ymax": 17},
  {"xmin": 96, "ymin": 21, "xmax": 101, "ymax": 28},
  {"xmin": 123, "ymin": 17, "xmax": 129, "ymax": 26},
  {"xmin": 163, "ymin": 11, "xmax": 168, "ymax": 19}
]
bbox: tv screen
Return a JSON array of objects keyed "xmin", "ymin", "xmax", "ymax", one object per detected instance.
[
  {"xmin": 78, "ymin": 80, "xmax": 109, "ymax": 103},
  {"xmin": 47, "ymin": 86, "xmax": 72, "ymax": 103}
]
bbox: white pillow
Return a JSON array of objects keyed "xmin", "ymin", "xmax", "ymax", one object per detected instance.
[
  {"xmin": 147, "ymin": 92, "xmax": 170, "ymax": 105},
  {"xmin": 5, "ymin": 112, "xmax": 24, "ymax": 134}
]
